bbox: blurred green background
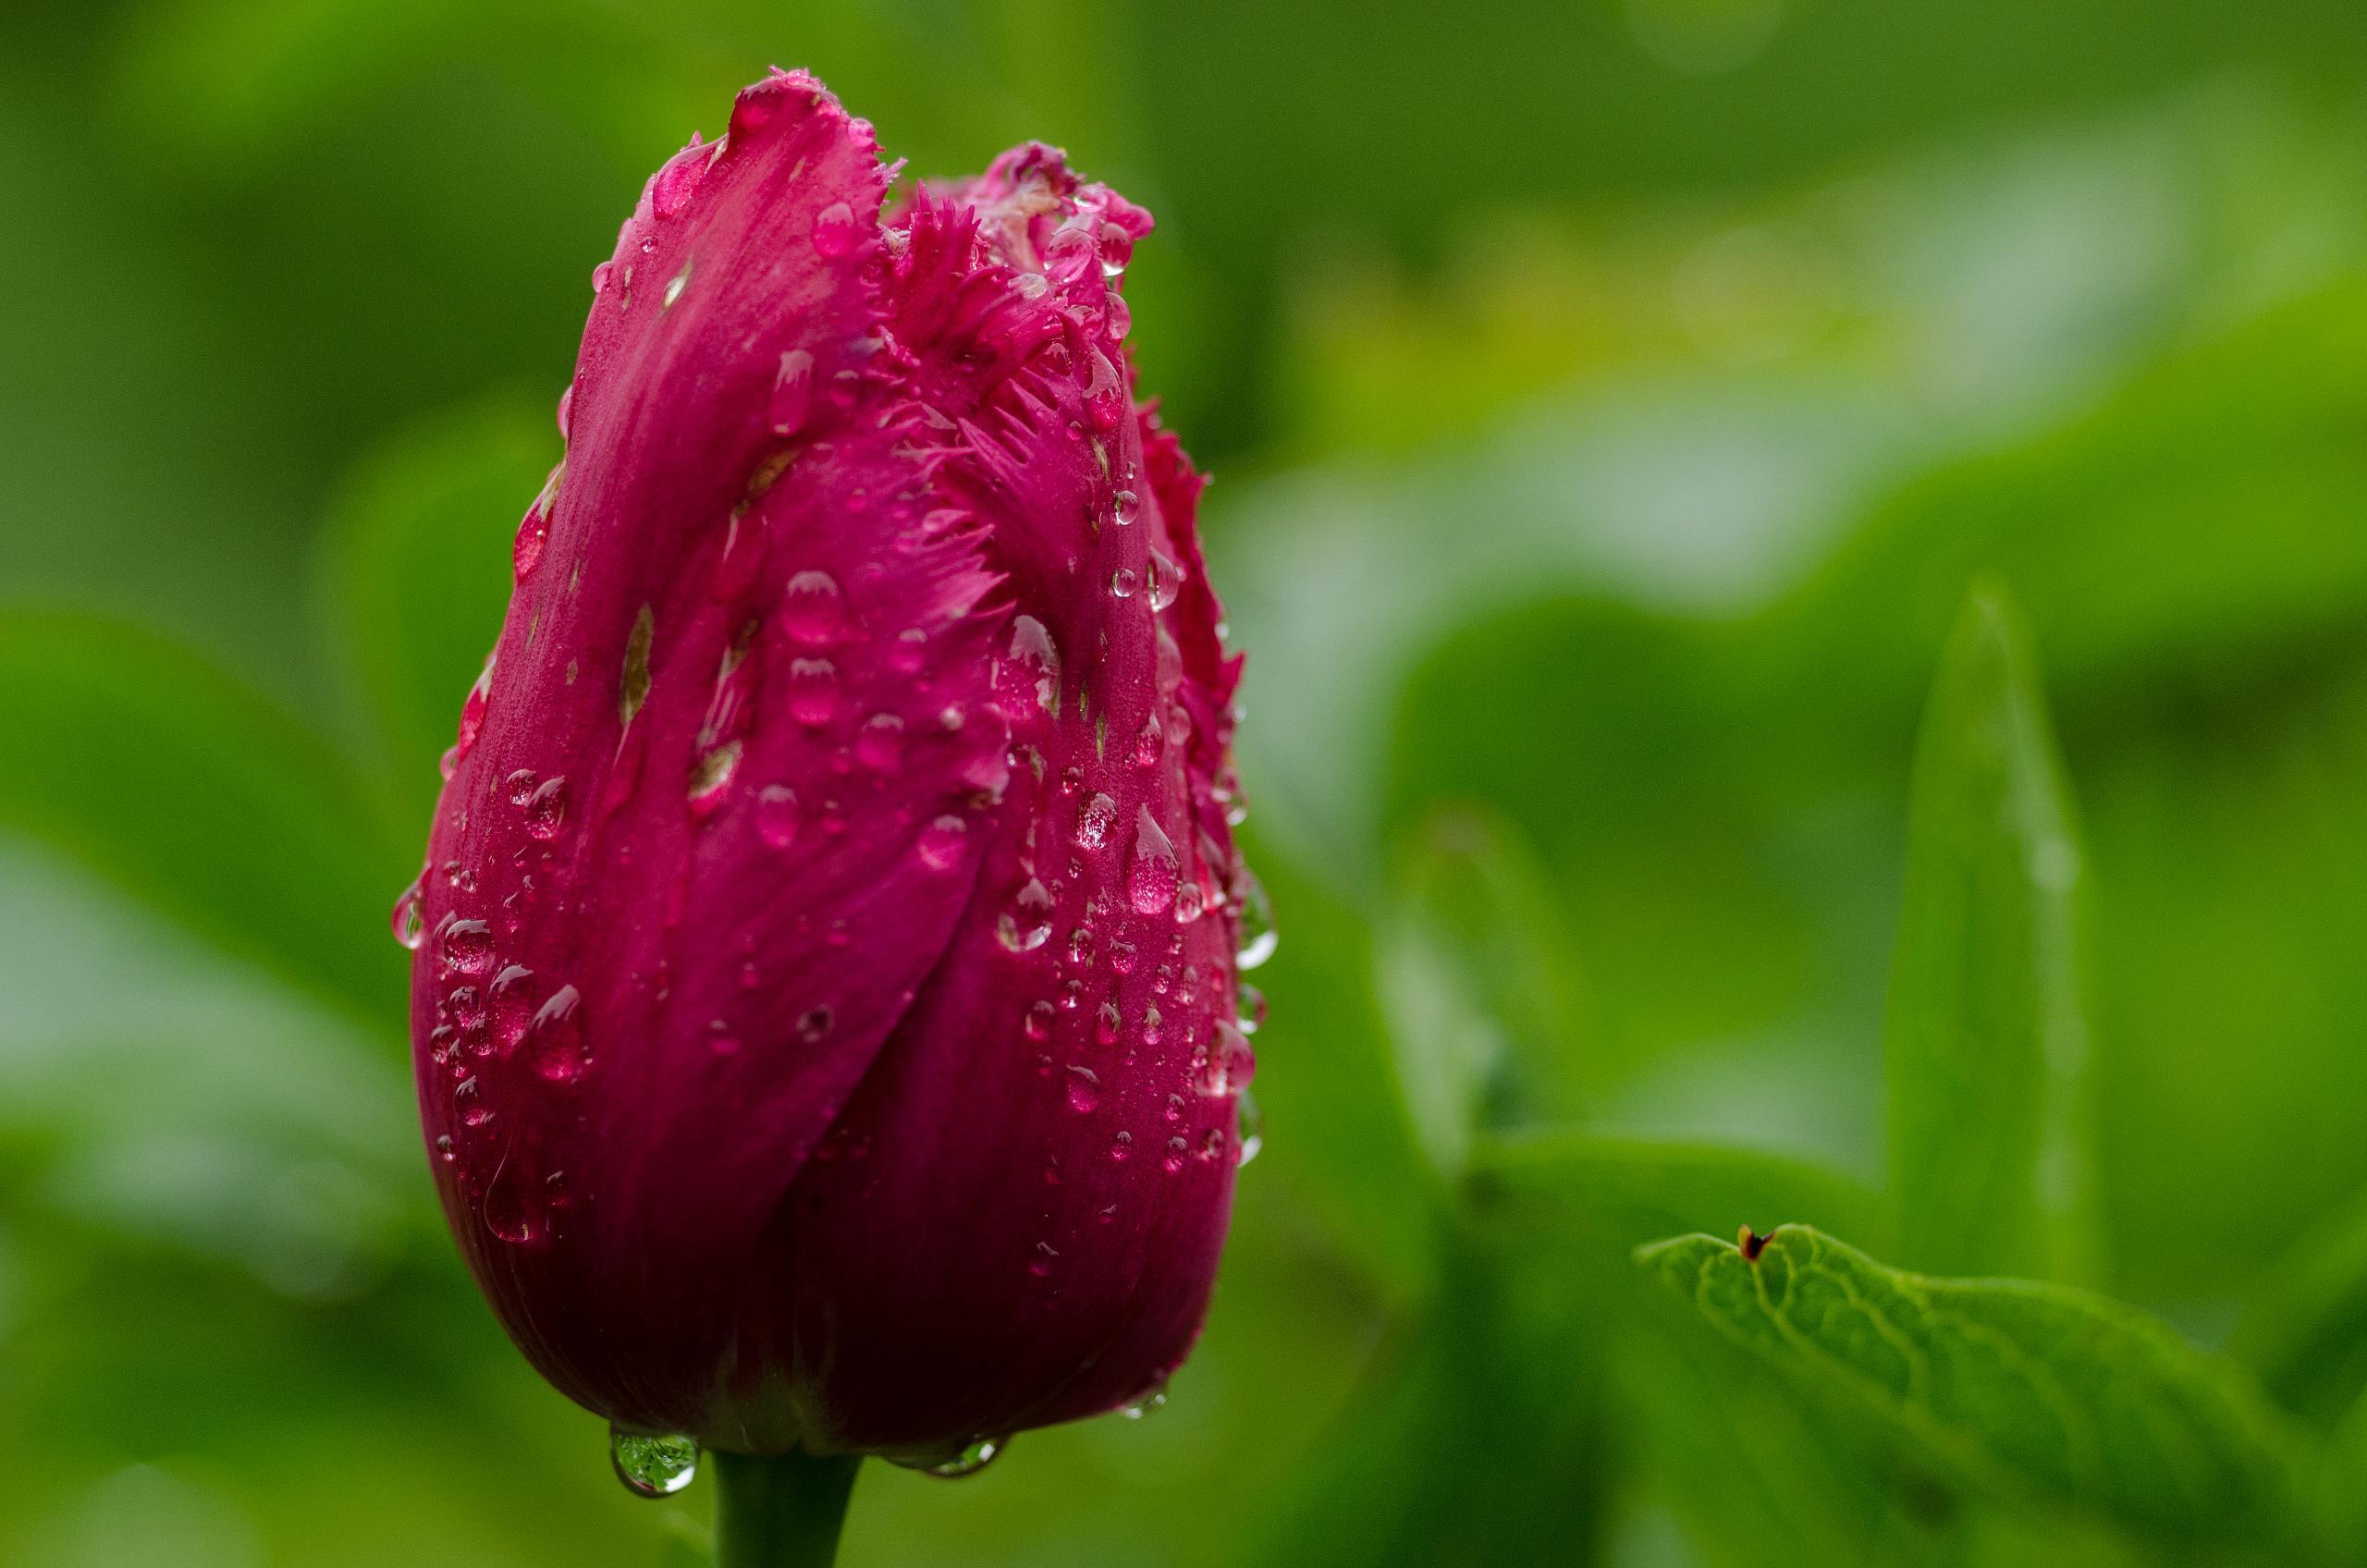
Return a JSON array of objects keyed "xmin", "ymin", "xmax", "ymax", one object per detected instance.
[{"xmin": 6, "ymin": 0, "xmax": 2367, "ymax": 1562}]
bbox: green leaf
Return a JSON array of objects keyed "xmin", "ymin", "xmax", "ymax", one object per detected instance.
[
  {"xmin": 1236, "ymin": 1244, "xmax": 1613, "ymax": 1568},
  {"xmin": 1637, "ymin": 1226, "xmax": 2314, "ymax": 1548},
  {"xmin": 1232, "ymin": 826, "xmax": 1441, "ymax": 1299},
  {"xmin": 1885, "ymin": 583, "xmax": 2095, "ymax": 1281},
  {"xmin": 317, "ymin": 395, "xmax": 558, "ymax": 832},
  {"xmin": 0, "ymin": 610, "xmax": 408, "ymax": 1027},
  {"xmin": 1468, "ymin": 1136, "xmax": 1925, "ymax": 1566},
  {"xmin": 1379, "ymin": 808, "xmax": 1588, "ymax": 1179},
  {"xmin": 2233, "ymin": 1187, "xmax": 2367, "ymax": 1430}
]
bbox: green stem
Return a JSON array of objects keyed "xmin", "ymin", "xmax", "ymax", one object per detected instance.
[{"xmin": 711, "ymin": 1450, "xmax": 861, "ymax": 1568}]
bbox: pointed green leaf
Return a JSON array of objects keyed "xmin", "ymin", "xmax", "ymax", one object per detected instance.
[
  {"xmin": 317, "ymin": 396, "xmax": 557, "ymax": 830},
  {"xmin": 1638, "ymin": 1227, "xmax": 2313, "ymax": 1548},
  {"xmin": 1380, "ymin": 809, "xmax": 1588, "ymax": 1180},
  {"xmin": 0, "ymin": 610, "xmax": 409, "ymax": 1026},
  {"xmin": 1886, "ymin": 583, "xmax": 2095, "ymax": 1280}
]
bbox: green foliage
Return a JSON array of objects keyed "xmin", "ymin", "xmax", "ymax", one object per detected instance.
[
  {"xmin": 1638, "ymin": 1226, "xmax": 2313, "ymax": 1550},
  {"xmin": 0, "ymin": 611, "xmax": 408, "ymax": 1025},
  {"xmin": 1884, "ymin": 585, "xmax": 2094, "ymax": 1282}
]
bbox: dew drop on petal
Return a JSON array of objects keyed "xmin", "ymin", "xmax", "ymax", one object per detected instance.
[
  {"xmin": 1109, "ymin": 567, "xmax": 1137, "ymax": 599},
  {"xmin": 611, "ymin": 1427, "xmax": 700, "ymax": 1498},
  {"xmin": 997, "ymin": 878, "xmax": 1055, "ymax": 952},
  {"xmin": 513, "ymin": 498, "xmax": 549, "ymax": 579},
  {"xmin": 917, "ymin": 814, "xmax": 968, "ymax": 870},
  {"xmin": 787, "ymin": 658, "xmax": 840, "ymax": 725},
  {"xmin": 1024, "ymin": 1000, "xmax": 1055, "ymax": 1041},
  {"xmin": 524, "ymin": 777, "xmax": 568, "ymax": 839},
  {"xmin": 1128, "ymin": 808, "xmax": 1179, "ymax": 915},
  {"xmin": 812, "ymin": 201, "xmax": 860, "ymax": 257},
  {"xmin": 742, "ymin": 785, "xmax": 795, "ymax": 852},
  {"xmin": 1075, "ymin": 791, "xmax": 1118, "ymax": 851},
  {"xmin": 780, "ymin": 570, "xmax": 844, "ymax": 645},
  {"xmin": 1065, "ymin": 1064, "xmax": 1102, "ymax": 1113},
  {"xmin": 531, "ymin": 985, "xmax": 589, "ymax": 1082},
  {"xmin": 489, "ymin": 964, "xmax": 537, "ymax": 1049},
  {"xmin": 1236, "ymin": 1088, "xmax": 1264, "ymax": 1167},
  {"xmin": 856, "ymin": 712, "xmax": 905, "ymax": 771},
  {"xmin": 769, "ymin": 348, "xmax": 816, "ymax": 435},
  {"xmin": 441, "ymin": 918, "xmax": 494, "ymax": 976}
]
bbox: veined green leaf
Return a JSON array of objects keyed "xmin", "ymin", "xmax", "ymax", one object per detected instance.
[
  {"xmin": 1885, "ymin": 583, "xmax": 2095, "ymax": 1281},
  {"xmin": 0, "ymin": 610, "xmax": 408, "ymax": 1028},
  {"xmin": 1638, "ymin": 1226, "xmax": 2313, "ymax": 1548}
]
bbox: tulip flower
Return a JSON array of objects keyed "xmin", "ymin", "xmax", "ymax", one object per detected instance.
[{"xmin": 393, "ymin": 67, "xmax": 1267, "ymax": 1562}]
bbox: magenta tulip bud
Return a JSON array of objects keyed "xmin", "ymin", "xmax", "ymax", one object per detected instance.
[{"xmin": 395, "ymin": 70, "xmax": 1263, "ymax": 1470}]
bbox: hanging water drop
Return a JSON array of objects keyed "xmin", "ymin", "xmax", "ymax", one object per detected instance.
[
  {"xmin": 610, "ymin": 1426, "xmax": 700, "ymax": 1498},
  {"xmin": 1120, "ymin": 1380, "xmax": 1168, "ymax": 1419},
  {"xmin": 1233, "ymin": 869, "xmax": 1277, "ymax": 970},
  {"xmin": 894, "ymin": 1436, "xmax": 1005, "ymax": 1479},
  {"xmin": 524, "ymin": 777, "xmax": 568, "ymax": 839},
  {"xmin": 531, "ymin": 985, "xmax": 589, "ymax": 1083},
  {"xmin": 389, "ymin": 872, "xmax": 428, "ymax": 949},
  {"xmin": 1236, "ymin": 1088, "xmax": 1264, "ymax": 1167},
  {"xmin": 786, "ymin": 658, "xmax": 840, "ymax": 724},
  {"xmin": 1146, "ymin": 551, "xmax": 1183, "ymax": 612}
]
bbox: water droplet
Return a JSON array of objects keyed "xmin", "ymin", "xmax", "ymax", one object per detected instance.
[
  {"xmin": 1024, "ymin": 999, "xmax": 1055, "ymax": 1041},
  {"xmin": 894, "ymin": 1436, "xmax": 1005, "ymax": 1479},
  {"xmin": 1067, "ymin": 926, "xmax": 1095, "ymax": 966},
  {"xmin": 787, "ymin": 658, "xmax": 840, "ymax": 724},
  {"xmin": 1003, "ymin": 616, "xmax": 1061, "ymax": 716},
  {"xmin": 1109, "ymin": 940, "xmax": 1137, "ymax": 975},
  {"xmin": 524, "ymin": 777, "xmax": 567, "ymax": 839},
  {"xmin": 855, "ymin": 713, "xmax": 905, "ymax": 771},
  {"xmin": 441, "ymin": 918, "xmax": 494, "ymax": 976},
  {"xmin": 1105, "ymin": 293, "xmax": 1133, "ymax": 340},
  {"xmin": 1163, "ymin": 1134, "xmax": 1189, "ymax": 1172},
  {"xmin": 756, "ymin": 784, "xmax": 800, "ymax": 849},
  {"xmin": 611, "ymin": 1427, "xmax": 700, "ymax": 1498},
  {"xmin": 513, "ymin": 498, "xmax": 549, "ymax": 579},
  {"xmin": 1109, "ymin": 567, "xmax": 1138, "ymax": 599},
  {"xmin": 813, "ymin": 201, "xmax": 861, "ymax": 257},
  {"xmin": 556, "ymin": 385, "xmax": 574, "ymax": 440},
  {"xmin": 490, "ymin": 964, "xmax": 536, "ymax": 1048},
  {"xmin": 1146, "ymin": 551, "xmax": 1183, "ymax": 612},
  {"xmin": 1120, "ymin": 1380, "xmax": 1167, "ymax": 1419},
  {"xmin": 591, "ymin": 260, "xmax": 614, "ymax": 296},
  {"xmin": 389, "ymin": 872, "xmax": 427, "ymax": 949},
  {"xmin": 1065, "ymin": 1064, "xmax": 1102, "ymax": 1112},
  {"xmin": 532, "ymin": 985, "xmax": 589, "ymax": 1082},
  {"xmin": 1142, "ymin": 1005, "xmax": 1163, "ymax": 1046},
  {"xmin": 769, "ymin": 348, "xmax": 816, "ymax": 435},
  {"xmin": 917, "ymin": 815, "xmax": 968, "ymax": 870},
  {"xmin": 1128, "ymin": 809, "xmax": 1178, "ymax": 915},
  {"xmin": 1110, "ymin": 1130, "xmax": 1133, "ymax": 1161},
  {"xmin": 454, "ymin": 1075, "xmax": 490, "ymax": 1126},
  {"xmin": 447, "ymin": 661, "xmax": 494, "ymax": 778},
  {"xmin": 653, "ymin": 143, "xmax": 705, "ymax": 217},
  {"xmin": 1236, "ymin": 1088, "xmax": 1264, "ymax": 1167},
  {"xmin": 1085, "ymin": 347, "xmax": 1126, "ymax": 432},
  {"xmin": 661, "ymin": 256, "xmax": 693, "ymax": 311},
  {"xmin": 889, "ymin": 627, "xmax": 927, "ymax": 673},
  {"xmin": 1133, "ymin": 717, "xmax": 1162, "ymax": 767},
  {"xmin": 798, "ymin": 1005, "xmax": 835, "ymax": 1043},
  {"xmin": 780, "ymin": 570, "xmax": 845, "ymax": 645},
  {"xmin": 1237, "ymin": 983, "xmax": 1267, "ymax": 1034},
  {"xmin": 998, "ymin": 878, "xmax": 1054, "ymax": 952},
  {"xmin": 1113, "ymin": 489, "xmax": 1138, "ymax": 526},
  {"xmin": 1075, "ymin": 791, "xmax": 1119, "ymax": 850},
  {"xmin": 1096, "ymin": 998, "xmax": 1122, "ymax": 1046},
  {"xmin": 1233, "ymin": 870, "xmax": 1277, "ymax": 970},
  {"xmin": 1173, "ymin": 878, "xmax": 1205, "ymax": 925}
]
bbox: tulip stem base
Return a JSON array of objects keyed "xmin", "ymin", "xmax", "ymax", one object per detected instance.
[{"xmin": 712, "ymin": 1449, "xmax": 861, "ymax": 1568}]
